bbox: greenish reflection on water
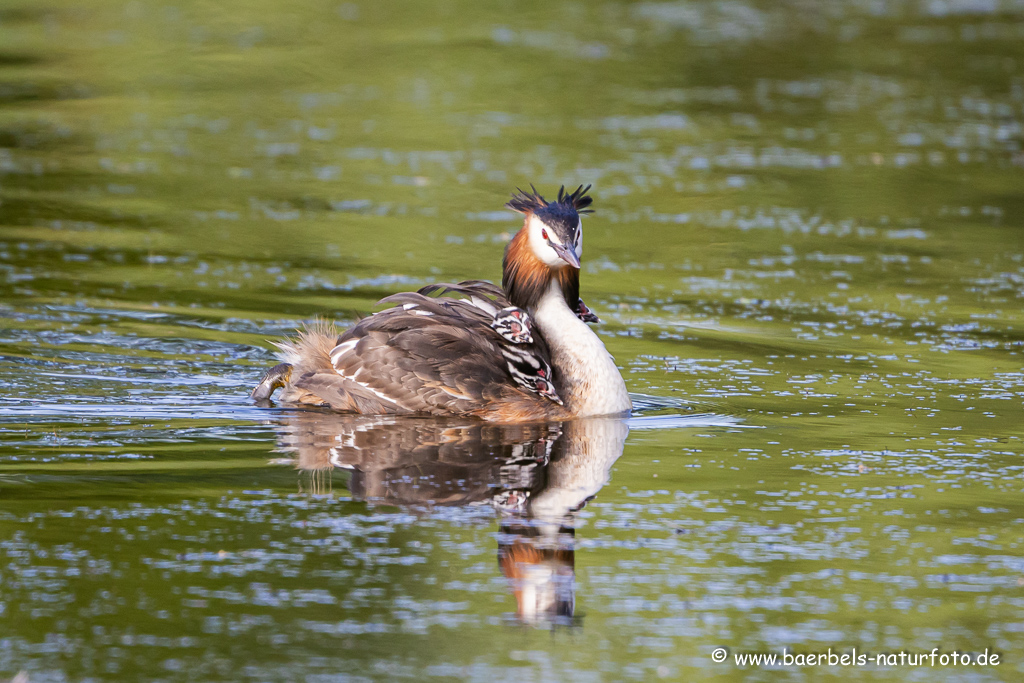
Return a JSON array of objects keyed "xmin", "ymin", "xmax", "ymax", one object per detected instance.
[{"xmin": 1, "ymin": 0, "xmax": 1024, "ymax": 680}]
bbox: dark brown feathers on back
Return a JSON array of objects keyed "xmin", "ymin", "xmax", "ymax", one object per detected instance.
[{"xmin": 273, "ymin": 282, "xmax": 570, "ymax": 422}]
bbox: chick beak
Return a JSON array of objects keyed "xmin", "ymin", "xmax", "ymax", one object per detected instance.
[{"xmin": 550, "ymin": 242, "xmax": 581, "ymax": 269}]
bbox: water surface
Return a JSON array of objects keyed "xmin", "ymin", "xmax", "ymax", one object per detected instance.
[{"xmin": 2, "ymin": 1, "xmax": 1024, "ymax": 681}]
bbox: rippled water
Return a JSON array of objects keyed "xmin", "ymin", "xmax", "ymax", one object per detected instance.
[{"xmin": 2, "ymin": 1, "xmax": 1024, "ymax": 681}]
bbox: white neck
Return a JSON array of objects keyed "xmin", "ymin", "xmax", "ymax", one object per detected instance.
[
  {"xmin": 532, "ymin": 281, "xmax": 631, "ymax": 418},
  {"xmin": 530, "ymin": 417, "xmax": 629, "ymax": 526}
]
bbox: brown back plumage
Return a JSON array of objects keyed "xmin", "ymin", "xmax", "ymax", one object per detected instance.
[{"xmin": 274, "ymin": 281, "xmax": 570, "ymax": 422}]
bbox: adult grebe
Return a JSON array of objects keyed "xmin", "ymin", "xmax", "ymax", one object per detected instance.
[{"xmin": 251, "ymin": 185, "xmax": 631, "ymax": 422}]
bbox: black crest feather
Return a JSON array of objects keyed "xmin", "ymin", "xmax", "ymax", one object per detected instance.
[
  {"xmin": 506, "ymin": 184, "xmax": 594, "ymax": 215},
  {"xmin": 558, "ymin": 184, "xmax": 594, "ymax": 214},
  {"xmin": 505, "ymin": 185, "xmax": 547, "ymax": 214}
]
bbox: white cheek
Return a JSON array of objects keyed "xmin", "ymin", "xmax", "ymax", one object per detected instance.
[
  {"xmin": 527, "ymin": 214, "xmax": 566, "ymax": 268},
  {"xmin": 575, "ymin": 223, "xmax": 583, "ymax": 259}
]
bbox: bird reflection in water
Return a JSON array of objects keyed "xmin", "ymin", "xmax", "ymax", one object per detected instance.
[{"xmin": 269, "ymin": 412, "xmax": 629, "ymax": 625}]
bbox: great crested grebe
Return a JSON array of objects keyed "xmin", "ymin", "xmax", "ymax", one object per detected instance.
[{"xmin": 251, "ymin": 184, "xmax": 631, "ymax": 422}]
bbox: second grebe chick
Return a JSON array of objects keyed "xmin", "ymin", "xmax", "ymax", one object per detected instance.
[{"xmin": 491, "ymin": 298, "xmax": 600, "ymax": 345}]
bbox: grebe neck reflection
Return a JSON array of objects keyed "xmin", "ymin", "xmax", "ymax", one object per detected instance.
[{"xmin": 271, "ymin": 414, "xmax": 628, "ymax": 624}]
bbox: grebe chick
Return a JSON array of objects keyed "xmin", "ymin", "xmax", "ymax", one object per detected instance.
[
  {"xmin": 252, "ymin": 184, "xmax": 631, "ymax": 422},
  {"xmin": 491, "ymin": 306, "xmax": 534, "ymax": 344},
  {"xmin": 491, "ymin": 297, "xmax": 600, "ymax": 345}
]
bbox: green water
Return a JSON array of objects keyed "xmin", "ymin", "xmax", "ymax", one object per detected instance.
[{"xmin": 2, "ymin": 1, "xmax": 1024, "ymax": 680}]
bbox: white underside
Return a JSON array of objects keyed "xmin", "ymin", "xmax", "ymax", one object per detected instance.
[{"xmin": 532, "ymin": 280, "xmax": 631, "ymax": 417}]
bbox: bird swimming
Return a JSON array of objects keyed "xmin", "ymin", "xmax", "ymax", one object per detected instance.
[{"xmin": 251, "ymin": 184, "xmax": 631, "ymax": 422}]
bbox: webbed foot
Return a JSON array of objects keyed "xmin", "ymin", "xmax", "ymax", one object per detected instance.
[
  {"xmin": 251, "ymin": 362, "xmax": 293, "ymax": 403},
  {"xmin": 576, "ymin": 298, "xmax": 600, "ymax": 323}
]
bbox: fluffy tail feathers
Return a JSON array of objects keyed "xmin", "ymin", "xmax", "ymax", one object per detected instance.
[{"xmin": 251, "ymin": 321, "xmax": 341, "ymax": 401}]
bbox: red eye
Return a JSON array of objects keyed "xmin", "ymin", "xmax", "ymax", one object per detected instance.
[{"xmin": 541, "ymin": 228, "xmax": 548, "ymax": 240}]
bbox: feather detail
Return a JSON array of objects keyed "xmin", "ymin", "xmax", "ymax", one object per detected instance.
[
  {"xmin": 272, "ymin": 319, "xmax": 341, "ymax": 371},
  {"xmin": 506, "ymin": 184, "xmax": 593, "ymax": 215}
]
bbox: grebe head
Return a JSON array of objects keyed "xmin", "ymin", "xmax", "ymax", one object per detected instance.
[
  {"xmin": 503, "ymin": 184, "xmax": 593, "ymax": 311},
  {"xmin": 506, "ymin": 185, "xmax": 593, "ymax": 270}
]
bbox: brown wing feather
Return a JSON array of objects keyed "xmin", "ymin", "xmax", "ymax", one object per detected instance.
[
  {"xmin": 332, "ymin": 311, "xmax": 515, "ymax": 413},
  {"xmin": 284, "ymin": 370, "xmax": 406, "ymax": 414},
  {"xmin": 418, "ymin": 280, "xmax": 510, "ymax": 307}
]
